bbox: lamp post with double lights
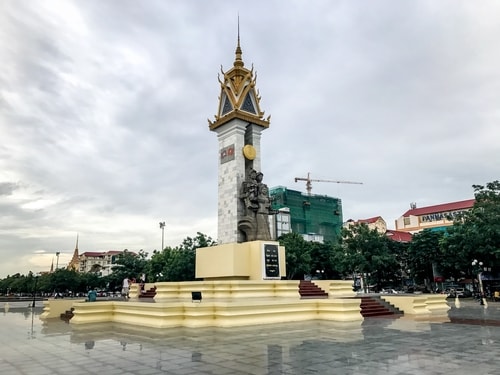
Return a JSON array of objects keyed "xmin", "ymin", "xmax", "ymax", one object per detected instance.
[{"xmin": 159, "ymin": 222, "xmax": 165, "ymax": 251}]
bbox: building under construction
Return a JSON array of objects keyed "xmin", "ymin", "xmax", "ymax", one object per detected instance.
[{"xmin": 269, "ymin": 186, "xmax": 343, "ymax": 243}]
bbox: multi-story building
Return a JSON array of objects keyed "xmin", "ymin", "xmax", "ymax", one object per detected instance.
[
  {"xmin": 78, "ymin": 251, "xmax": 129, "ymax": 275},
  {"xmin": 344, "ymin": 216, "xmax": 387, "ymax": 234},
  {"xmin": 269, "ymin": 207, "xmax": 292, "ymax": 239},
  {"xmin": 344, "ymin": 216, "xmax": 412, "ymax": 242},
  {"xmin": 395, "ymin": 199, "xmax": 475, "ymax": 233},
  {"xmin": 270, "ymin": 186, "xmax": 343, "ymax": 243}
]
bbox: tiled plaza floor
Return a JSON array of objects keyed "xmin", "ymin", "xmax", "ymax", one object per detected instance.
[{"xmin": 1, "ymin": 298, "xmax": 499, "ymax": 374}]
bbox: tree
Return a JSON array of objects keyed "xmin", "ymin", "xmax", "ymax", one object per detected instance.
[
  {"xmin": 79, "ymin": 272, "xmax": 105, "ymax": 292},
  {"xmin": 1, "ymin": 273, "xmax": 29, "ymax": 294},
  {"xmin": 0, "ymin": 270, "xmax": 106, "ymax": 296},
  {"xmin": 339, "ymin": 224, "xmax": 399, "ymax": 290},
  {"xmin": 148, "ymin": 248, "xmax": 170, "ymax": 282},
  {"xmin": 111, "ymin": 249, "xmax": 149, "ymax": 282},
  {"xmin": 407, "ymin": 229, "xmax": 445, "ymax": 287},
  {"xmin": 278, "ymin": 232, "xmax": 312, "ymax": 280},
  {"xmin": 309, "ymin": 241, "xmax": 340, "ymax": 280},
  {"xmin": 171, "ymin": 232, "xmax": 216, "ymax": 281},
  {"xmin": 462, "ymin": 181, "xmax": 500, "ymax": 264},
  {"xmin": 148, "ymin": 232, "xmax": 216, "ymax": 282},
  {"xmin": 49, "ymin": 269, "xmax": 80, "ymax": 294},
  {"xmin": 36, "ymin": 273, "xmax": 53, "ymax": 295},
  {"xmin": 441, "ymin": 180, "xmax": 500, "ymax": 277},
  {"xmin": 387, "ymin": 238, "xmax": 411, "ymax": 289}
]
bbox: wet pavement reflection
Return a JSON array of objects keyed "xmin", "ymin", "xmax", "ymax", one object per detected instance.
[{"xmin": 1, "ymin": 299, "xmax": 500, "ymax": 374}]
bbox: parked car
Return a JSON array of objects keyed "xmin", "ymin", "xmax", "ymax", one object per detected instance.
[
  {"xmin": 447, "ymin": 288, "xmax": 471, "ymax": 298},
  {"xmin": 381, "ymin": 288, "xmax": 399, "ymax": 294},
  {"xmin": 462, "ymin": 289, "xmax": 472, "ymax": 298}
]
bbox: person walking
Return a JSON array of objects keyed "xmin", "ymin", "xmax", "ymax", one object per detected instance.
[
  {"xmin": 139, "ymin": 273, "xmax": 146, "ymax": 294},
  {"xmin": 122, "ymin": 277, "xmax": 130, "ymax": 299}
]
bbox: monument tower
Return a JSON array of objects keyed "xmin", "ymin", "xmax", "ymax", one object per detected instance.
[
  {"xmin": 208, "ymin": 33, "xmax": 271, "ymax": 244},
  {"xmin": 196, "ymin": 31, "xmax": 285, "ymax": 281}
]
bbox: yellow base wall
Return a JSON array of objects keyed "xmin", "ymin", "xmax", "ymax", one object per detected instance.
[
  {"xmin": 63, "ymin": 280, "xmax": 363, "ymax": 328},
  {"xmin": 195, "ymin": 241, "xmax": 286, "ymax": 280},
  {"xmin": 314, "ymin": 280, "xmax": 357, "ymax": 298},
  {"xmin": 69, "ymin": 298, "xmax": 363, "ymax": 328},
  {"xmin": 381, "ymin": 294, "xmax": 450, "ymax": 315},
  {"xmin": 40, "ymin": 298, "xmax": 86, "ymax": 319},
  {"xmin": 41, "ymin": 285, "xmax": 451, "ymax": 329},
  {"xmin": 153, "ymin": 280, "xmax": 299, "ymax": 300}
]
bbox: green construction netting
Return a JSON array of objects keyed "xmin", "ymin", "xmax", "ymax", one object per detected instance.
[{"xmin": 270, "ymin": 186, "xmax": 343, "ymax": 243}]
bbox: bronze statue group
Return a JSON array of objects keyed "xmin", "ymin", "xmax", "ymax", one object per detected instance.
[{"xmin": 238, "ymin": 169, "xmax": 274, "ymax": 241}]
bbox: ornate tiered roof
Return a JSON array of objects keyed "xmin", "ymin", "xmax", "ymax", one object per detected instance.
[{"xmin": 209, "ymin": 34, "xmax": 270, "ymax": 130}]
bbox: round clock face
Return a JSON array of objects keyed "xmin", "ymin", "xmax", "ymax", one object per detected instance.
[{"xmin": 242, "ymin": 144, "xmax": 256, "ymax": 160}]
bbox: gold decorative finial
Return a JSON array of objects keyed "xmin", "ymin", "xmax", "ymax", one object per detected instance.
[
  {"xmin": 234, "ymin": 15, "xmax": 244, "ymax": 68},
  {"xmin": 209, "ymin": 17, "xmax": 270, "ymax": 131}
]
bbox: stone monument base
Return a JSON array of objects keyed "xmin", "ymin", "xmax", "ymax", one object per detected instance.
[
  {"xmin": 195, "ymin": 240, "xmax": 286, "ymax": 281},
  {"xmin": 60, "ymin": 280, "xmax": 363, "ymax": 328},
  {"xmin": 41, "ymin": 280, "xmax": 450, "ymax": 329}
]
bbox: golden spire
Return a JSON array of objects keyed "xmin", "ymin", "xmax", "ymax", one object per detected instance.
[
  {"xmin": 67, "ymin": 234, "xmax": 80, "ymax": 271},
  {"xmin": 208, "ymin": 19, "xmax": 270, "ymax": 131},
  {"xmin": 234, "ymin": 16, "xmax": 244, "ymax": 68}
]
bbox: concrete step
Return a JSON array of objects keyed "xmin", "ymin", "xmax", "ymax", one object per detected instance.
[
  {"xmin": 299, "ymin": 281, "xmax": 328, "ymax": 299},
  {"xmin": 359, "ymin": 296, "xmax": 400, "ymax": 318},
  {"xmin": 139, "ymin": 286, "xmax": 157, "ymax": 299}
]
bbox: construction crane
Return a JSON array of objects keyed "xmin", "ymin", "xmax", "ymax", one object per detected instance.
[{"xmin": 294, "ymin": 172, "xmax": 363, "ymax": 195}]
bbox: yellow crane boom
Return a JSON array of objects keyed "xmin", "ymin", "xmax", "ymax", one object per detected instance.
[{"xmin": 294, "ymin": 172, "xmax": 363, "ymax": 195}]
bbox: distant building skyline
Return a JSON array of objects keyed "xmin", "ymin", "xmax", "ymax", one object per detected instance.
[{"xmin": 395, "ymin": 199, "xmax": 475, "ymax": 233}]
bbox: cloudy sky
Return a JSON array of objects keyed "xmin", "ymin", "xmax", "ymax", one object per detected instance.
[{"xmin": 1, "ymin": 0, "xmax": 499, "ymax": 278}]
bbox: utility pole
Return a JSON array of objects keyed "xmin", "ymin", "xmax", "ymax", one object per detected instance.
[{"xmin": 159, "ymin": 222, "xmax": 165, "ymax": 250}]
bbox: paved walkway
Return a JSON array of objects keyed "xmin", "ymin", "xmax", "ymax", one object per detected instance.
[{"xmin": 1, "ymin": 299, "xmax": 499, "ymax": 374}]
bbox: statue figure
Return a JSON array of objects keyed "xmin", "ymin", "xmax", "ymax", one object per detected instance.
[
  {"xmin": 240, "ymin": 169, "xmax": 258, "ymax": 213},
  {"xmin": 255, "ymin": 181, "xmax": 272, "ymax": 240},
  {"xmin": 238, "ymin": 169, "xmax": 273, "ymax": 241}
]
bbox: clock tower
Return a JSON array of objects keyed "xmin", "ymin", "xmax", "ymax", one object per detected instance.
[{"xmin": 209, "ymin": 36, "xmax": 270, "ymax": 244}]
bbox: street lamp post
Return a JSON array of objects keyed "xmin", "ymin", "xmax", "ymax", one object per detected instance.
[
  {"xmin": 472, "ymin": 259, "xmax": 487, "ymax": 306},
  {"xmin": 159, "ymin": 222, "xmax": 165, "ymax": 250},
  {"xmin": 56, "ymin": 252, "xmax": 60, "ymax": 270},
  {"xmin": 32, "ymin": 274, "xmax": 39, "ymax": 308}
]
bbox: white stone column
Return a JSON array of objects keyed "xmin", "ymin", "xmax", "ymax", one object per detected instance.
[
  {"xmin": 214, "ymin": 119, "xmax": 247, "ymax": 244},
  {"xmin": 246, "ymin": 124, "xmax": 263, "ymax": 172}
]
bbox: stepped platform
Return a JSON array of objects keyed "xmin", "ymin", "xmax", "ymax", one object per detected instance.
[
  {"xmin": 360, "ymin": 296, "xmax": 401, "ymax": 317},
  {"xmin": 299, "ymin": 280, "xmax": 329, "ymax": 299},
  {"xmin": 42, "ymin": 280, "xmax": 361, "ymax": 328},
  {"xmin": 40, "ymin": 282, "xmax": 450, "ymax": 329}
]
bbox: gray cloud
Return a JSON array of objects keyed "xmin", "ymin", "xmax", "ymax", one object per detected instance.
[
  {"xmin": 0, "ymin": 182, "xmax": 19, "ymax": 196},
  {"xmin": 0, "ymin": 0, "xmax": 499, "ymax": 277}
]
